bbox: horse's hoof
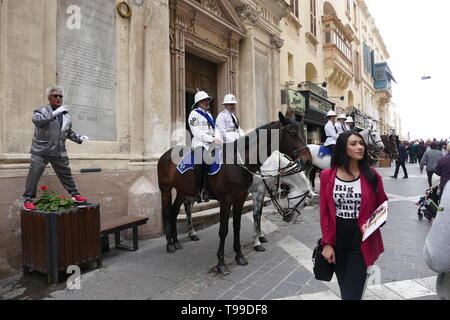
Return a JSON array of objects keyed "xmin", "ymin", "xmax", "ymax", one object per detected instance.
[
  {"xmin": 216, "ymin": 264, "xmax": 230, "ymax": 275},
  {"xmin": 259, "ymin": 236, "xmax": 268, "ymax": 243},
  {"xmin": 190, "ymin": 234, "xmax": 200, "ymax": 241},
  {"xmin": 166, "ymin": 244, "xmax": 176, "ymax": 253},
  {"xmin": 254, "ymin": 245, "xmax": 265, "ymax": 252},
  {"xmin": 174, "ymin": 242, "xmax": 183, "ymax": 250},
  {"xmin": 235, "ymin": 255, "xmax": 248, "ymax": 266}
]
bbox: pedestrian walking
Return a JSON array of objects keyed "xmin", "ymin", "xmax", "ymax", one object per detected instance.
[
  {"xmin": 391, "ymin": 137, "xmax": 408, "ymax": 179},
  {"xmin": 23, "ymin": 86, "xmax": 89, "ymax": 210},
  {"xmin": 417, "ymin": 141, "xmax": 426, "ymax": 163},
  {"xmin": 435, "ymin": 144, "xmax": 450, "ymax": 199},
  {"xmin": 441, "ymin": 143, "xmax": 448, "ymax": 156},
  {"xmin": 423, "ymin": 181, "xmax": 450, "ymax": 300},
  {"xmin": 319, "ymin": 131, "xmax": 388, "ymax": 300},
  {"xmin": 420, "ymin": 143, "xmax": 443, "ymax": 188}
]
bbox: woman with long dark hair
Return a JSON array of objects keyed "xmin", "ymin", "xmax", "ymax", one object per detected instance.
[{"xmin": 319, "ymin": 131, "xmax": 388, "ymax": 300}]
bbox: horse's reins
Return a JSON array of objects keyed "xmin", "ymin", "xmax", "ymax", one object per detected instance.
[
  {"xmin": 235, "ymin": 148, "xmax": 306, "ymax": 180},
  {"xmin": 261, "ymin": 173, "xmax": 311, "ymax": 221}
]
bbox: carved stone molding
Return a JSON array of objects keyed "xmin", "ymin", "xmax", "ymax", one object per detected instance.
[
  {"xmin": 236, "ymin": 5, "xmax": 260, "ymax": 24},
  {"xmin": 271, "ymin": 34, "xmax": 284, "ymax": 49},
  {"xmin": 195, "ymin": 0, "xmax": 222, "ymax": 17}
]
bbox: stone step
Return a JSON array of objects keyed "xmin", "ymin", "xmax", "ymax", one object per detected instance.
[{"xmin": 177, "ymin": 198, "xmax": 272, "ymax": 234}]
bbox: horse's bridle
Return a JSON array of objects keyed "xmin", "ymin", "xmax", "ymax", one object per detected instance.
[
  {"xmin": 367, "ymin": 129, "xmax": 383, "ymax": 152},
  {"xmin": 288, "ymin": 145, "xmax": 310, "ymax": 162}
]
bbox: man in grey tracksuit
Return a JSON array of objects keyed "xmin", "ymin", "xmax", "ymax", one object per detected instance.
[{"xmin": 22, "ymin": 86, "xmax": 89, "ymax": 210}]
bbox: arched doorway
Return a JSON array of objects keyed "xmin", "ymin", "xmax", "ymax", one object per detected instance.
[
  {"xmin": 348, "ymin": 90, "xmax": 354, "ymax": 108},
  {"xmin": 305, "ymin": 63, "xmax": 318, "ymax": 83},
  {"xmin": 323, "ymin": 1, "xmax": 337, "ymax": 16}
]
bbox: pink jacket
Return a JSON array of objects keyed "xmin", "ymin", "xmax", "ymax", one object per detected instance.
[{"xmin": 320, "ymin": 167, "xmax": 388, "ymax": 267}]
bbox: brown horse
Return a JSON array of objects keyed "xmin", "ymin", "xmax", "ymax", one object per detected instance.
[
  {"xmin": 157, "ymin": 112, "xmax": 312, "ymax": 275},
  {"xmin": 381, "ymin": 134, "xmax": 398, "ymax": 159}
]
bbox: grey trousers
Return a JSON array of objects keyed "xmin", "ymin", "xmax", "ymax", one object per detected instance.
[{"xmin": 23, "ymin": 155, "xmax": 79, "ymax": 199}]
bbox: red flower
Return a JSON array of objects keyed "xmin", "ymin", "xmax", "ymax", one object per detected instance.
[
  {"xmin": 59, "ymin": 196, "xmax": 66, "ymax": 199},
  {"xmin": 40, "ymin": 186, "xmax": 47, "ymax": 191}
]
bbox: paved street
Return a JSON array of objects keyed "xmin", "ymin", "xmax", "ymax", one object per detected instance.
[{"xmin": 0, "ymin": 162, "xmax": 441, "ymax": 300}]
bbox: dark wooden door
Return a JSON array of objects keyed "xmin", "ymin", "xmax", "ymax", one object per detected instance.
[{"xmin": 185, "ymin": 53, "xmax": 218, "ymax": 118}]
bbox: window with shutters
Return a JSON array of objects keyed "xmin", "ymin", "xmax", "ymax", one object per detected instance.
[
  {"xmin": 290, "ymin": 0, "xmax": 299, "ymax": 19},
  {"xmin": 288, "ymin": 52, "xmax": 294, "ymax": 78},
  {"xmin": 346, "ymin": 0, "xmax": 351, "ymax": 18},
  {"xmin": 355, "ymin": 51, "xmax": 362, "ymax": 83},
  {"xmin": 310, "ymin": 0, "xmax": 317, "ymax": 37},
  {"xmin": 323, "ymin": 17, "xmax": 352, "ymax": 61}
]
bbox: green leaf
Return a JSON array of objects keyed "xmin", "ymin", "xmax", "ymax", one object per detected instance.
[{"xmin": 50, "ymin": 204, "xmax": 59, "ymax": 211}]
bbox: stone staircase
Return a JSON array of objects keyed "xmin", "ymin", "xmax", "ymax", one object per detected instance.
[{"xmin": 176, "ymin": 196, "xmax": 272, "ymax": 234}]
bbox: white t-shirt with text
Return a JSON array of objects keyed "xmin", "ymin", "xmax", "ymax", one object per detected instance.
[{"xmin": 333, "ymin": 176, "xmax": 362, "ymax": 219}]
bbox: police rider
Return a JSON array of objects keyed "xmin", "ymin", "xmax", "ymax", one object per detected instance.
[
  {"xmin": 345, "ymin": 116, "xmax": 354, "ymax": 131},
  {"xmin": 216, "ymin": 94, "xmax": 244, "ymax": 143},
  {"xmin": 324, "ymin": 110, "xmax": 338, "ymax": 154},
  {"xmin": 188, "ymin": 91, "xmax": 222, "ymax": 203},
  {"xmin": 336, "ymin": 114, "xmax": 348, "ymax": 134}
]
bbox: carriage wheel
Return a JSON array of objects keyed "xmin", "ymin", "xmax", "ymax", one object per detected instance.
[{"xmin": 417, "ymin": 210, "xmax": 423, "ymax": 220}]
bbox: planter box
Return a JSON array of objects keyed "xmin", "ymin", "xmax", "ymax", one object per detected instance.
[{"xmin": 20, "ymin": 204, "xmax": 101, "ymax": 284}]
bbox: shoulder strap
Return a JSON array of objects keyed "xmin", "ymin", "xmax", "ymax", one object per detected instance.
[{"xmin": 195, "ymin": 109, "xmax": 215, "ymax": 129}]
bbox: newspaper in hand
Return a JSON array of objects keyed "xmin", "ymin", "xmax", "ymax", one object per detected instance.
[{"xmin": 362, "ymin": 200, "xmax": 388, "ymax": 241}]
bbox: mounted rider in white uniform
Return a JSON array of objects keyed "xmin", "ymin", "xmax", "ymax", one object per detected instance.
[
  {"xmin": 336, "ymin": 113, "xmax": 349, "ymax": 135},
  {"xmin": 188, "ymin": 91, "xmax": 222, "ymax": 202},
  {"xmin": 324, "ymin": 110, "xmax": 338, "ymax": 154},
  {"xmin": 345, "ymin": 116, "xmax": 354, "ymax": 131},
  {"xmin": 216, "ymin": 94, "xmax": 244, "ymax": 143}
]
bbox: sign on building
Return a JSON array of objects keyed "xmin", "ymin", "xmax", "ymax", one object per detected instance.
[{"xmin": 57, "ymin": 0, "xmax": 117, "ymax": 141}]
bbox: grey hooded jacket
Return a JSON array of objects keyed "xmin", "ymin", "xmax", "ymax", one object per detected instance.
[
  {"xmin": 423, "ymin": 182, "xmax": 450, "ymax": 300},
  {"xmin": 30, "ymin": 105, "xmax": 82, "ymax": 157}
]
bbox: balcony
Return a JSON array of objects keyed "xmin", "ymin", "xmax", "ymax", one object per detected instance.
[
  {"xmin": 298, "ymin": 81, "xmax": 327, "ymax": 99},
  {"xmin": 374, "ymin": 62, "xmax": 396, "ymax": 104},
  {"xmin": 322, "ymin": 15, "xmax": 354, "ymax": 89}
]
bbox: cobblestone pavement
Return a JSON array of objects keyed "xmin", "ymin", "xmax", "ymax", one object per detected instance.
[{"xmin": 0, "ymin": 163, "xmax": 442, "ymax": 300}]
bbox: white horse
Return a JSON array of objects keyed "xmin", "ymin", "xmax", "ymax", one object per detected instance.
[
  {"xmin": 183, "ymin": 150, "xmax": 317, "ymax": 250},
  {"xmin": 248, "ymin": 151, "xmax": 317, "ymax": 251},
  {"xmin": 307, "ymin": 127, "xmax": 385, "ymax": 189}
]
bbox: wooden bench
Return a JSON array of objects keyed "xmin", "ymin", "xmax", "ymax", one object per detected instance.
[{"xmin": 100, "ymin": 216, "xmax": 148, "ymax": 252}]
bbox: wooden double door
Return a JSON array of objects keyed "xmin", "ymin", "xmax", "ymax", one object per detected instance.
[{"xmin": 185, "ymin": 53, "xmax": 218, "ymax": 130}]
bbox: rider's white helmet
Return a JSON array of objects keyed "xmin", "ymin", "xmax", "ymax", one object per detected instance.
[
  {"xmin": 345, "ymin": 116, "xmax": 354, "ymax": 123},
  {"xmin": 326, "ymin": 110, "xmax": 337, "ymax": 117},
  {"xmin": 192, "ymin": 91, "xmax": 213, "ymax": 109},
  {"xmin": 221, "ymin": 94, "xmax": 237, "ymax": 105},
  {"xmin": 338, "ymin": 113, "xmax": 347, "ymax": 120}
]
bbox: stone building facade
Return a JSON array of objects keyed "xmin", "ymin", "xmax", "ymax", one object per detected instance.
[
  {"xmin": 0, "ymin": 0, "xmax": 291, "ymax": 276},
  {"xmin": 279, "ymin": 0, "xmax": 400, "ymax": 142}
]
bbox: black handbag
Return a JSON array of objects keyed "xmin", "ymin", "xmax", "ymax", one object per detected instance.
[{"xmin": 312, "ymin": 238, "xmax": 334, "ymax": 282}]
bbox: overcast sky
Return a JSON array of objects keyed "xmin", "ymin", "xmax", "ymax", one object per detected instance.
[{"xmin": 365, "ymin": 0, "xmax": 450, "ymax": 141}]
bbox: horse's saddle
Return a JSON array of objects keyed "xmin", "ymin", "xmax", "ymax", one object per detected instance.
[
  {"xmin": 317, "ymin": 146, "xmax": 333, "ymax": 159},
  {"xmin": 176, "ymin": 149, "xmax": 222, "ymax": 176}
]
